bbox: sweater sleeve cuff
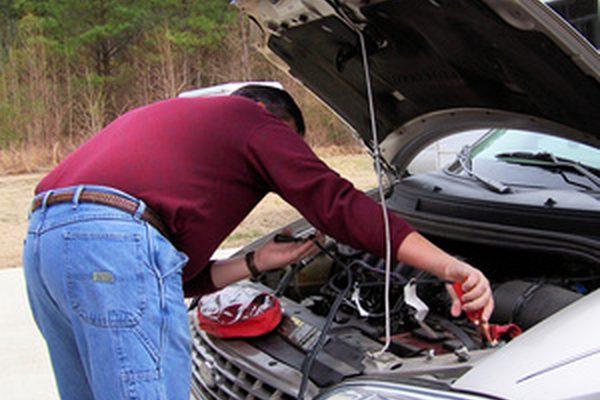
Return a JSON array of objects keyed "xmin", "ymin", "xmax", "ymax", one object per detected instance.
[{"xmin": 183, "ymin": 260, "xmax": 218, "ymax": 298}]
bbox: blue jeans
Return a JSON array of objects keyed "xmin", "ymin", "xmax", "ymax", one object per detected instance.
[{"xmin": 23, "ymin": 186, "xmax": 191, "ymax": 400}]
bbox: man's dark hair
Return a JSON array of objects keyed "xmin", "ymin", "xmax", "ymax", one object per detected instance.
[{"xmin": 232, "ymin": 85, "xmax": 306, "ymax": 135}]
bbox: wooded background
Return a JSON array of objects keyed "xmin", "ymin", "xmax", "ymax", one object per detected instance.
[{"xmin": 0, "ymin": 0, "xmax": 360, "ymax": 174}]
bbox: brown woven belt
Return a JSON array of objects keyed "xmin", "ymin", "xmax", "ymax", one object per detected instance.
[{"xmin": 31, "ymin": 190, "xmax": 170, "ymax": 238}]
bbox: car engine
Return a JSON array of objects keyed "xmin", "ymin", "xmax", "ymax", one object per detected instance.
[
  {"xmin": 260, "ymin": 231, "xmax": 589, "ymax": 350},
  {"xmin": 190, "ymin": 229, "xmax": 599, "ymax": 399}
]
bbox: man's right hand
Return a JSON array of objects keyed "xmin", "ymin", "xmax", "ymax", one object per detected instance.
[
  {"xmin": 397, "ymin": 231, "xmax": 494, "ymax": 321},
  {"xmin": 445, "ymin": 261, "xmax": 494, "ymax": 321}
]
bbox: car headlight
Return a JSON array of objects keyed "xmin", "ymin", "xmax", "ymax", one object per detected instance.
[{"xmin": 318, "ymin": 381, "xmax": 494, "ymax": 400}]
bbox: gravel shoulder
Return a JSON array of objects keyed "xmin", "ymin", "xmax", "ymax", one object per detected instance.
[{"xmin": 0, "ymin": 173, "xmax": 45, "ymax": 269}]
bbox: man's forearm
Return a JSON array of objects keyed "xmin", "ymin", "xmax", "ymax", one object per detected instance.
[
  {"xmin": 397, "ymin": 231, "xmax": 493, "ymax": 316},
  {"xmin": 210, "ymin": 256, "xmax": 251, "ymax": 289},
  {"xmin": 212, "ymin": 232, "xmax": 458, "ymax": 288},
  {"xmin": 396, "ymin": 231, "xmax": 457, "ymax": 281}
]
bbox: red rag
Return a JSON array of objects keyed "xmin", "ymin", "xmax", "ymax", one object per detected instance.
[{"xmin": 197, "ymin": 290, "xmax": 283, "ymax": 339}]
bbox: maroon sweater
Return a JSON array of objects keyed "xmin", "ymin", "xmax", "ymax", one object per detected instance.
[{"xmin": 37, "ymin": 96, "xmax": 414, "ymax": 296}]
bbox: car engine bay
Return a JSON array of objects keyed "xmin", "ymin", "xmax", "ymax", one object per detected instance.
[
  {"xmin": 261, "ymin": 228, "xmax": 595, "ymax": 347},
  {"xmin": 189, "ymin": 226, "xmax": 600, "ymax": 399},
  {"xmin": 190, "ymin": 225, "xmax": 600, "ymax": 399}
]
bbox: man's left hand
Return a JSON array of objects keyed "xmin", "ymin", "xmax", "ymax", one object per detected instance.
[{"xmin": 254, "ymin": 230, "xmax": 323, "ymax": 272}]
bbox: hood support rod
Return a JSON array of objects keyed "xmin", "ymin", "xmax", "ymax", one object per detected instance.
[{"xmin": 325, "ymin": 0, "xmax": 395, "ymax": 360}]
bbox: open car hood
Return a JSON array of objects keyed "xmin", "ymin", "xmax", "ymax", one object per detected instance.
[{"xmin": 236, "ymin": 0, "xmax": 600, "ymax": 170}]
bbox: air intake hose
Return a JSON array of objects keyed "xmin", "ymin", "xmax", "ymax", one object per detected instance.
[{"xmin": 491, "ymin": 280, "xmax": 582, "ymax": 330}]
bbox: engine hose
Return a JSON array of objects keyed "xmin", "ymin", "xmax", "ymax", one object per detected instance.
[
  {"xmin": 438, "ymin": 319, "xmax": 477, "ymax": 350},
  {"xmin": 492, "ymin": 280, "xmax": 582, "ymax": 330}
]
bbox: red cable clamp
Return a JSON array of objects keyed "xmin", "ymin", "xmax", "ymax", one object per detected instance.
[{"xmin": 453, "ymin": 282, "xmax": 522, "ymax": 346}]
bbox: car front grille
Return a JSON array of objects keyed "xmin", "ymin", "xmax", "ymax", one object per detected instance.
[{"xmin": 190, "ymin": 316, "xmax": 297, "ymax": 400}]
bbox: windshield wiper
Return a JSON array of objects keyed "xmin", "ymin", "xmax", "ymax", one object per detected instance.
[
  {"xmin": 496, "ymin": 151, "xmax": 600, "ymax": 190},
  {"xmin": 452, "ymin": 145, "xmax": 512, "ymax": 194}
]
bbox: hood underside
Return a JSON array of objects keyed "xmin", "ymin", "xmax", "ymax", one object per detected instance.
[{"xmin": 238, "ymin": 0, "xmax": 600, "ymax": 158}]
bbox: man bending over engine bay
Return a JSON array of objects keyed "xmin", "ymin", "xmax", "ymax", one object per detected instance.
[{"xmin": 23, "ymin": 85, "xmax": 493, "ymax": 399}]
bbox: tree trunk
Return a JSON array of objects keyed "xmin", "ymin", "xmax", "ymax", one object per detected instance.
[{"xmin": 240, "ymin": 14, "xmax": 250, "ymax": 81}]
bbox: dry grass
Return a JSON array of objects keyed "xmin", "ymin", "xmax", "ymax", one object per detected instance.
[
  {"xmin": 0, "ymin": 151, "xmax": 376, "ymax": 269},
  {"xmin": 0, "ymin": 142, "xmax": 80, "ymax": 175}
]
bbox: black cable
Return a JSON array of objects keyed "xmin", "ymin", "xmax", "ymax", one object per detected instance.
[
  {"xmin": 296, "ymin": 237, "xmax": 356, "ymax": 399},
  {"xmin": 274, "ymin": 262, "xmax": 304, "ymax": 297},
  {"xmin": 350, "ymin": 259, "xmax": 408, "ymax": 284},
  {"xmin": 297, "ymin": 264, "xmax": 353, "ymax": 399},
  {"xmin": 274, "ymin": 249, "xmax": 325, "ymax": 297},
  {"xmin": 438, "ymin": 319, "xmax": 477, "ymax": 350}
]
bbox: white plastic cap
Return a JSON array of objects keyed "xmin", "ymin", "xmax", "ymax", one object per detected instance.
[{"xmin": 178, "ymin": 81, "xmax": 284, "ymax": 99}]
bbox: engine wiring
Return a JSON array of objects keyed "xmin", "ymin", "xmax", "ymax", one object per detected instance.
[
  {"xmin": 294, "ymin": 236, "xmax": 406, "ymax": 398},
  {"xmin": 295, "ymin": 237, "xmax": 452, "ymax": 398}
]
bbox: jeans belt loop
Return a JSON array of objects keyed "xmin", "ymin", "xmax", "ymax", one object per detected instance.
[
  {"xmin": 35, "ymin": 190, "xmax": 55, "ymax": 237},
  {"xmin": 134, "ymin": 200, "xmax": 147, "ymax": 221},
  {"xmin": 41, "ymin": 190, "xmax": 54, "ymax": 212},
  {"xmin": 72, "ymin": 185, "xmax": 85, "ymax": 210}
]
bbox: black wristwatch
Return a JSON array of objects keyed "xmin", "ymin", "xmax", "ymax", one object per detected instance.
[{"xmin": 245, "ymin": 251, "xmax": 261, "ymax": 279}]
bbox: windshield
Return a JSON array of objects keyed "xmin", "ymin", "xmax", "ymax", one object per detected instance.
[
  {"xmin": 445, "ymin": 129, "xmax": 600, "ymax": 193},
  {"xmin": 472, "ymin": 129, "xmax": 600, "ymax": 169}
]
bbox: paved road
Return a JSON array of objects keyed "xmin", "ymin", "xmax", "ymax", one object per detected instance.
[{"xmin": 0, "ymin": 267, "xmax": 59, "ymax": 400}]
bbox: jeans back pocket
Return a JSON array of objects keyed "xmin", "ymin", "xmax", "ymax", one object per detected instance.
[{"xmin": 65, "ymin": 231, "xmax": 147, "ymax": 328}]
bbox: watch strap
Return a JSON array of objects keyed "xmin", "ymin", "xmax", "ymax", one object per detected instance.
[{"xmin": 245, "ymin": 251, "xmax": 261, "ymax": 278}]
